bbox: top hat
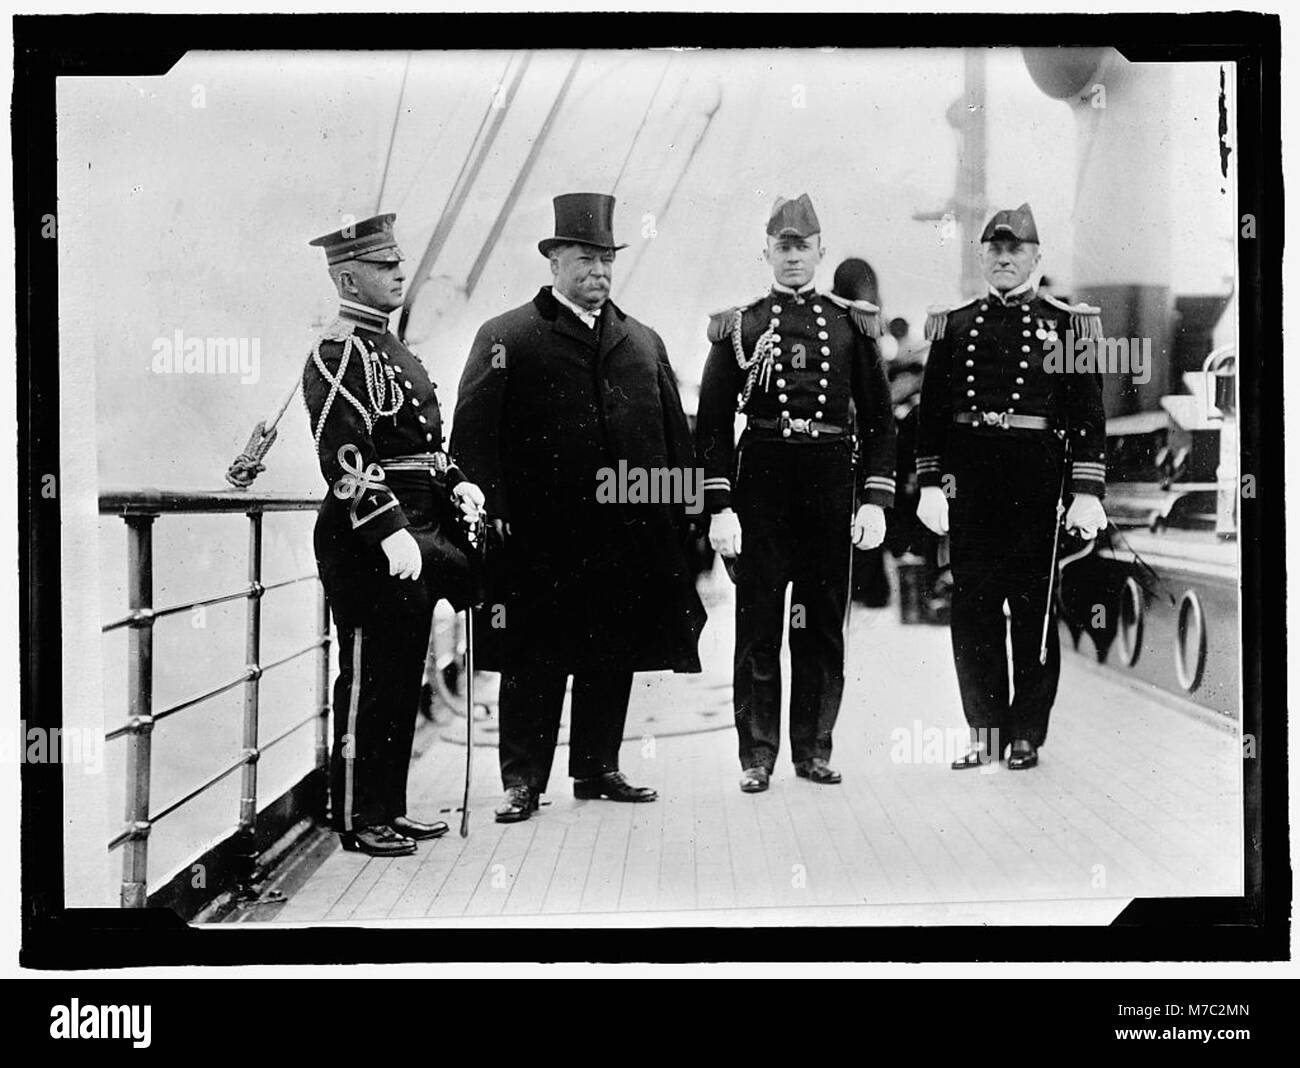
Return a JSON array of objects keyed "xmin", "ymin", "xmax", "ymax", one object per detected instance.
[
  {"xmin": 767, "ymin": 194, "xmax": 821, "ymax": 239},
  {"xmin": 979, "ymin": 203, "xmax": 1039, "ymax": 244},
  {"xmin": 309, "ymin": 213, "xmax": 404, "ymax": 266},
  {"xmin": 537, "ymin": 193, "xmax": 628, "ymax": 257}
]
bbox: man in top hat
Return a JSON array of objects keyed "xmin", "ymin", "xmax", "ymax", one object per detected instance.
[
  {"xmin": 695, "ymin": 194, "xmax": 897, "ymax": 793},
  {"xmin": 451, "ymin": 192, "xmax": 706, "ymax": 823},
  {"xmin": 303, "ymin": 212, "xmax": 487, "ymax": 855},
  {"xmin": 914, "ymin": 203, "xmax": 1108, "ymax": 770}
]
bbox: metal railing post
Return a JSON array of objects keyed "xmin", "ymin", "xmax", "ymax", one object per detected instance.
[
  {"xmin": 236, "ymin": 511, "xmax": 264, "ymax": 892},
  {"xmin": 315, "ymin": 584, "xmax": 332, "ymax": 822},
  {"xmin": 121, "ymin": 515, "xmax": 156, "ymax": 908}
]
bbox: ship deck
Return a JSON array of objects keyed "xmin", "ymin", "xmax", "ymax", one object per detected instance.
[{"xmin": 247, "ymin": 569, "xmax": 1243, "ymax": 927}]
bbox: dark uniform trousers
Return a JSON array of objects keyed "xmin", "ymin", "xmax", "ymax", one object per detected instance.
[
  {"xmin": 947, "ymin": 428, "xmax": 1064, "ymax": 754},
  {"xmin": 733, "ymin": 437, "xmax": 854, "ymax": 770},
  {"xmin": 318, "ymin": 475, "xmax": 470, "ymax": 833}
]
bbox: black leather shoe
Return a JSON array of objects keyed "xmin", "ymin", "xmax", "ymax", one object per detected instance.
[
  {"xmin": 950, "ymin": 746, "xmax": 994, "ymax": 770},
  {"xmin": 574, "ymin": 771, "xmax": 658, "ymax": 802},
  {"xmin": 392, "ymin": 815, "xmax": 449, "ymax": 840},
  {"xmin": 794, "ymin": 758, "xmax": 842, "ymax": 785},
  {"xmin": 340, "ymin": 825, "xmax": 417, "ymax": 857},
  {"xmin": 494, "ymin": 784, "xmax": 537, "ymax": 823},
  {"xmin": 739, "ymin": 767, "xmax": 771, "ymax": 793},
  {"xmin": 1007, "ymin": 739, "xmax": 1039, "ymax": 770}
]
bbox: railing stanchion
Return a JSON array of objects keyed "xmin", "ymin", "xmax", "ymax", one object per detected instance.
[
  {"xmin": 236, "ymin": 511, "xmax": 264, "ymax": 894},
  {"xmin": 315, "ymin": 585, "xmax": 332, "ymax": 823},
  {"xmin": 121, "ymin": 515, "xmax": 156, "ymax": 908}
]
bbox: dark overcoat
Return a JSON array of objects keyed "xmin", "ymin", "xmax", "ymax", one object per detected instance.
[{"xmin": 450, "ymin": 287, "xmax": 706, "ymax": 673}]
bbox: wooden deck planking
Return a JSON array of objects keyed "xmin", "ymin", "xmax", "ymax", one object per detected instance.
[{"xmin": 269, "ymin": 601, "xmax": 1244, "ymax": 924}]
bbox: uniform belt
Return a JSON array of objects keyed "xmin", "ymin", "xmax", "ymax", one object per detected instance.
[
  {"xmin": 952, "ymin": 412, "xmax": 1052, "ymax": 431},
  {"xmin": 747, "ymin": 415, "xmax": 848, "ymax": 438},
  {"xmin": 380, "ymin": 452, "xmax": 451, "ymax": 473}
]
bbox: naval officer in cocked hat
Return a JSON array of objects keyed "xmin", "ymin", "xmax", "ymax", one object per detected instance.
[{"xmin": 915, "ymin": 203, "xmax": 1108, "ymax": 770}]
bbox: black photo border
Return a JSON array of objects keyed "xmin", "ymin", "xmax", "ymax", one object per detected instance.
[{"xmin": 13, "ymin": 9, "xmax": 1287, "ymax": 969}]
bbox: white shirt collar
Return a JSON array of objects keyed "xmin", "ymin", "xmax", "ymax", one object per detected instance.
[
  {"xmin": 772, "ymin": 280, "xmax": 817, "ymax": 296},
  {"xmin": 987, "ymin": 279, "xmax": 1037, "ymax": 305},
  {"xmin": 551, "ymin": 286, "xmax": 602, "ymax": 329}
]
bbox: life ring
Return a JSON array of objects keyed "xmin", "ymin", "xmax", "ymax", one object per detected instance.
[
  {"xmin": 1173, "ymin": 590, "xmax": 1207, "ymax": 692},
  {"xmin": 1116, "ymin": 577, "xmax": 1144, "ymax": 667}
]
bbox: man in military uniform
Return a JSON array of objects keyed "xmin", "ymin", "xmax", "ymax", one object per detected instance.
[
  {"xmin": 303, "ymin": 213, "xmax": 486, "ymax": 855},
  {"xmin": 914, "ymin": 203, "xmax": 1108, "ymax": 770},
  {"xmin": 696, "ymin": 194, "xmax": 897, "ymax": 793}
]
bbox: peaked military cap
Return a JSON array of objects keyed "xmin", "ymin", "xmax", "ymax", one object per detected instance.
[
  {"xmin": 766, "ymin": 194, "xmax": 821, "ymax": 238},
  {"xmin": 979, "ymin": 202, "xmax": 1039, "ymax": 244},
  {"xmin": 309, "ymin": 213, "xmax": 404, "ymax": 266}
]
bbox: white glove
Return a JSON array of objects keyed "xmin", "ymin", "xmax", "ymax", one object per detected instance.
[
  {"xmin": 852, "ymin": 503, "xmax": 887, "ymax": 550},
  {"xmin": 709, "ymin": 509, "xmax": 742, "ymax": 558},
  {"xmin": 916, "ymin": 485, "xmax": 950, "ymax": 536},
  {"xmin": 380, "ymin": 527, "xmax": 422, "ymax": 581},
  {"xmin": 451, "ymin": 480, "xmax": 486, "ymax": 522},
  {"xmin": 1065, "ymin": 493, "xmax": 1107, "ymax": 539}
]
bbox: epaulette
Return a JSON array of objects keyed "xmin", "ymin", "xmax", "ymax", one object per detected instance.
[
  {"xmin": 823, "ymin": 292, "xmax": 882, "ymax": 338},
  {"xmin": 924, "ymin": 297, "xmax": 978, "ymax": 341},
  {"xmin": 319, "ymin": 317, "xmax": 357, "ymax": 343},
  {"xmin": 1043, "ymin": 293, "xmax": 1104, "ymax": 340},
  {"xmin": 706, "ymin": 295, "xmax": 765, "ymax": 343}
]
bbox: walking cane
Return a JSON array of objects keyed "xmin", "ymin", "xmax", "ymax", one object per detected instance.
[
  {"xmin": 460, "ymin": 605, "xmax": 474, "ymax": 838},
  {"xmin": 459, "ymin": 510, "xmax": 488, "ymax": 837}
]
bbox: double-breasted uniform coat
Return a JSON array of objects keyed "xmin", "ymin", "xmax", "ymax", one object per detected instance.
[{"xmin": 916, "ymin": 282, "xmax": 1107, "ymax": 751}]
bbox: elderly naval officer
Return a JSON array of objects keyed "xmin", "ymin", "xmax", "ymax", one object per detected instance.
[
  {"xmin": 695, "ymin": 194, "xmax": 897, "ymax": 793},
  {"xmin": 915, "ymin": 203, "xmax": 1108, "ymax": 770},
  {"xmin": 303, "ymin": 213, "xmax": 486, "ymax": 856},
  {"xmin": 451, "ymin": 192, "xmax": 706, "ymax": 823}
]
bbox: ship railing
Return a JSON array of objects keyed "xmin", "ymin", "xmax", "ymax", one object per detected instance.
[{"xmin": 99, "ymin": 488, "xmax": 328, "ymax": 909}]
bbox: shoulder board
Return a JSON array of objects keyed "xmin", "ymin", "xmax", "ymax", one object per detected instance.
[
  {"xmin": 706, "ymin": 295, "xmax": 765, "ymax": 343},
  {"xmin": 1042, "ymin": 293, "xmax": 1103, "ymax": 340},
  {"xmin": 822, "ymin": 292, "xmax": 881, "ymax": 338},
  {"xmin": 924, "ymin": 297, "xmax": 978, "ymax": 341},
  {"xmin": 318, "ymin": 317, "xmax": 356, "ymax": 343}
]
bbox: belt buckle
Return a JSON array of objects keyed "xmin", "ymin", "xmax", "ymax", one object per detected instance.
[
  {"xmin": 982, "ymin": 411, "xmax": 1009, "ymax": 429},
  {"xmin": 789, "ymin": 417, "xmax": 808, "ymax": 434}
]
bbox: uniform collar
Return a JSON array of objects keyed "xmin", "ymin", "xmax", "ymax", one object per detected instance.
[
  {"xmin": 771, "ymin": 280, "xmax": 817, "ymax": 297},
  {"xmin": 338, "ymin": 298, "xmax": 392, "ymax": 334},
  {"xmin": 986, "ymin": 280, "xmax": 1037, "ymax": 306},
  {"xmin": 551, "ymin": 286, "xmax": 603, "ymax": 329}
]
